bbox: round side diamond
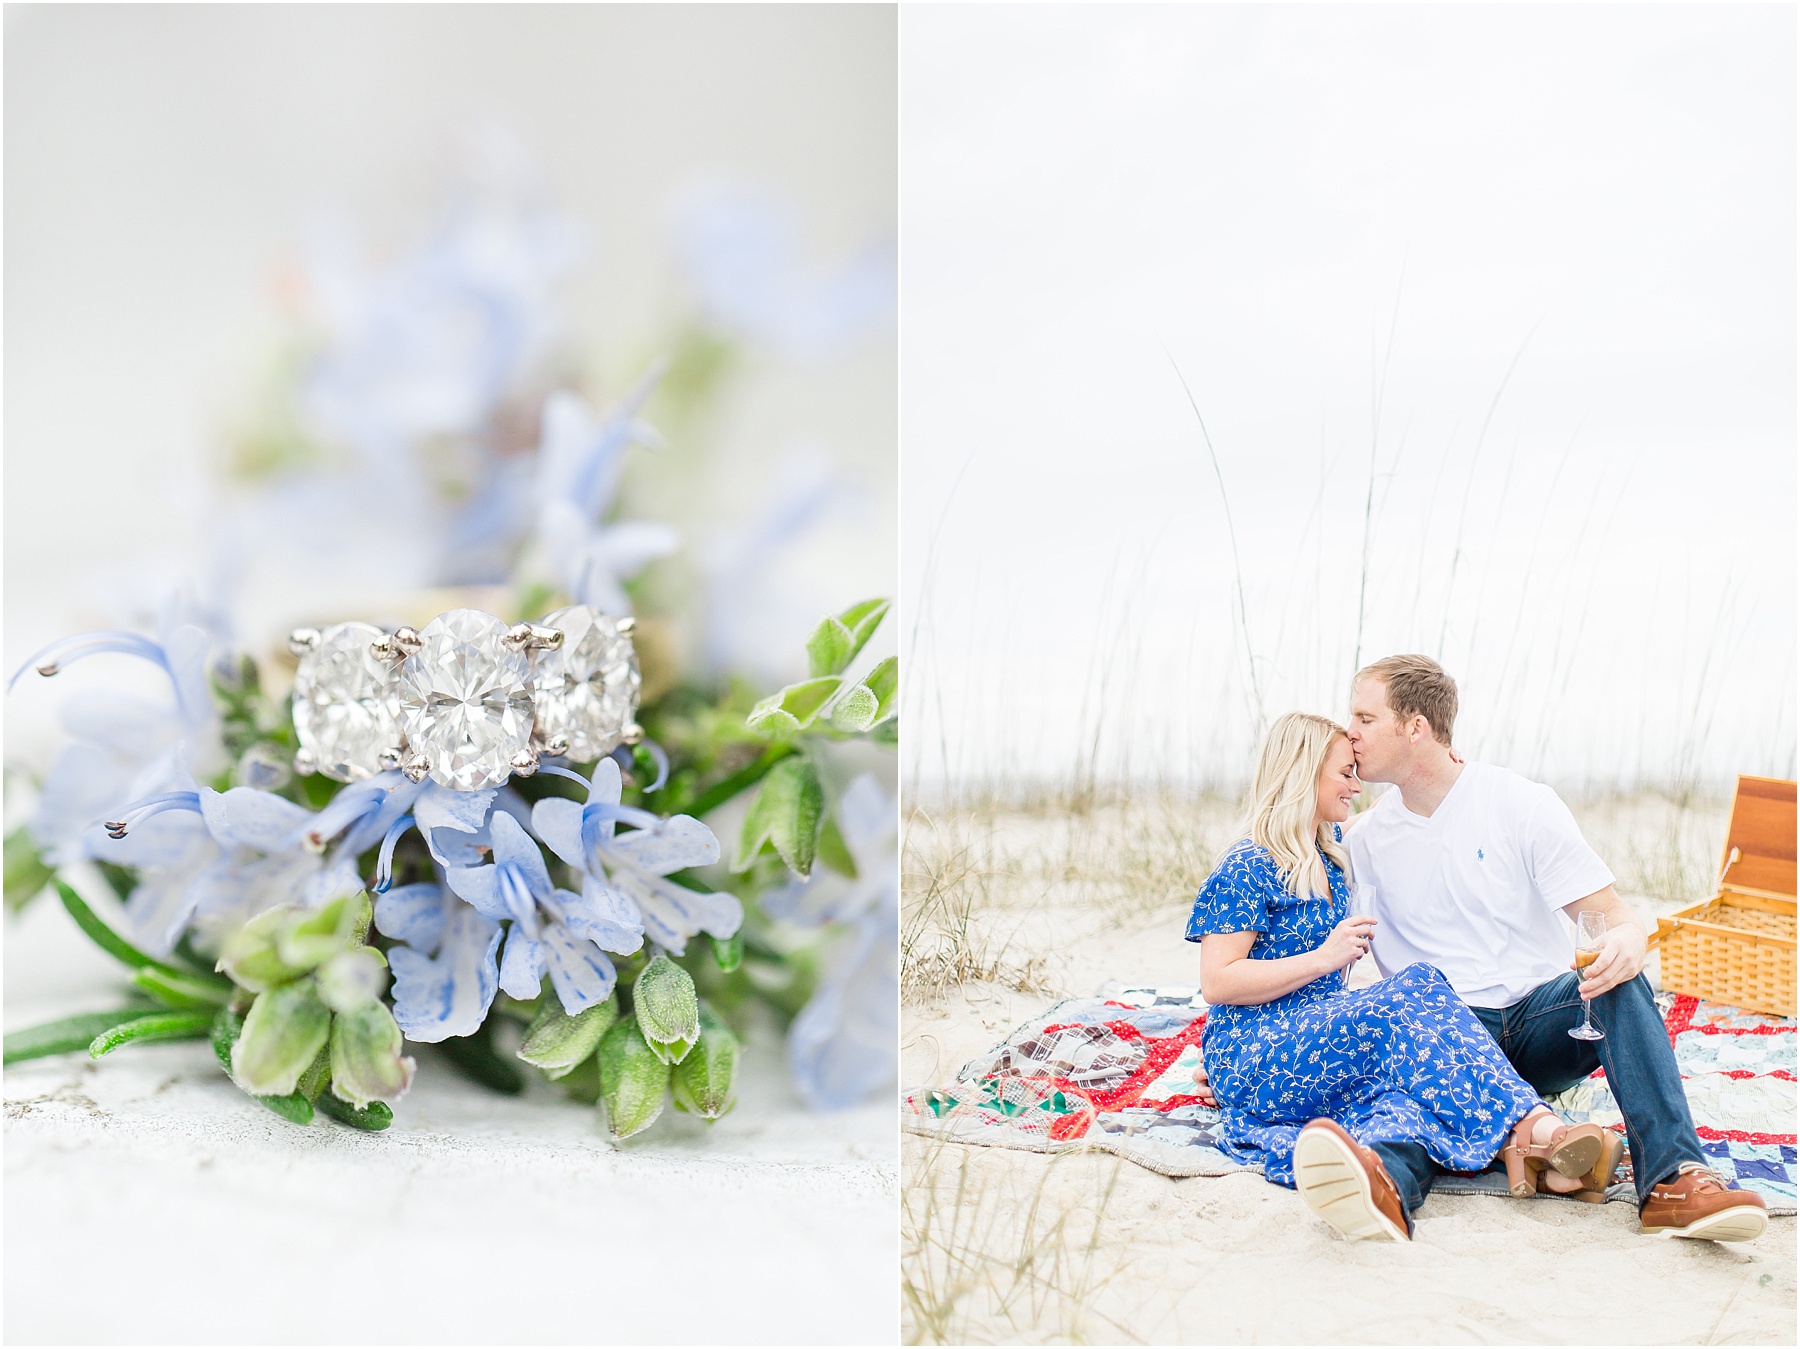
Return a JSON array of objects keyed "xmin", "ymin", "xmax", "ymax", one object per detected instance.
[
  {"xmin": 398, "ymin": 609, "xmax": 535, "ymax": 790},
  {"xmin": 529, "ymin": 605, "xmax": 641, "ymax": 761},
  {"xmin": 292, "ymin": 621, "xmax": 403, "ymax": 783}
]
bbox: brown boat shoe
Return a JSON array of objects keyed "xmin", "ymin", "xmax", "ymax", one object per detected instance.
[
  {"xmin": 1639, "ymin": 1163, "xmax": 1769, "ymax": 1242},
  {"xmin": 1292, "ymin": 1119, "xmax": 1411, "ymax": 1242}
]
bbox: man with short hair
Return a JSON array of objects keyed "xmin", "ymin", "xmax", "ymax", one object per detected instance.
[{"xmin": 1195, "ymin": 654, "xmax": 1768, "ymax": 1242}]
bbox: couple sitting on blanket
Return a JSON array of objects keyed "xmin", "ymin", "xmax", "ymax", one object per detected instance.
[{"xmin": 1185, "ymin": 655, "xmax": 1767, "ymax": 1245}]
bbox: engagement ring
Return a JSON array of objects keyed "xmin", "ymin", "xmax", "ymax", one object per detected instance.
[{"xmin": 288, "ymin": 605, "xmax": 641, "ymax": 789}]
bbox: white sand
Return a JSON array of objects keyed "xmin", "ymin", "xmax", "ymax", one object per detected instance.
[{"xmin": 901, "ymin": 796, "xmax": 1796, "ymax": 1345}]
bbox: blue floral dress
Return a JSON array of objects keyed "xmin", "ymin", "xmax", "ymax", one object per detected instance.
[{"xmin": 1185, "ymin": 835, "xmax": 1542, "ymax": 1186}]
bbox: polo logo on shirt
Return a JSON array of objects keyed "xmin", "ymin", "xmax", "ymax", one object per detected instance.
[{"xmin": 1477, "ymin": 848, "xmax": 1485, "ymax": 860}]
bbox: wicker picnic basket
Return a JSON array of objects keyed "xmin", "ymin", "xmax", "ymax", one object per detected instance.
[{"xmin": 1650, "ymin": 775, "xmax": 1796, "ymax": 1019}]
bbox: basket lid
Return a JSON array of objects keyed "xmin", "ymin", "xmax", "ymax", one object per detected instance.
[{"xmin": 1723, "ymin": 775, "xmax": 1796, "ymax": 898}]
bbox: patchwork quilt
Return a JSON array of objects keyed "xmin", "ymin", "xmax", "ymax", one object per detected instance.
[{"xmin": 902, "ymin": 987, "xmax": 1796, "ymax": 1214}]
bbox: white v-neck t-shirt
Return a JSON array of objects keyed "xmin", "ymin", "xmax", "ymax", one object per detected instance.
[{"xmin": 1345, "ymin": 761, "xmax": 1615, "ymax": 1009}]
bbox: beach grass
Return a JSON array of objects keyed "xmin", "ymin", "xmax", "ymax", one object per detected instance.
[
  {"xmin": 901, "ymin": 784, "xmax": 1727, "ymax": 1009},
  {"xmin": 902, "ymin": 1135, "xmax": 1138, "ymax": 1346}
]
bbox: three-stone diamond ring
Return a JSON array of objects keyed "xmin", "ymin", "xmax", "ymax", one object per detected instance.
[{"xmin": 290, "ymin": 605, "xmax": 641, "ymax": 792}]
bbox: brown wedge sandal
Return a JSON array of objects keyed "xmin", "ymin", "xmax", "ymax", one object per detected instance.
[
  {"xmin": 1502, "ymin": 1112, "xmax": 1608, "ymax": 1198},
  {"xmin": 1536, "ymin": 1127, "xmax": 1626, "ymax": 1203}
]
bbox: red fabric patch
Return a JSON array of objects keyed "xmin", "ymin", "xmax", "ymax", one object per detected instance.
[
  {"xmin": 1696, "ymin": 1127, "xmax": 1794, "ymax": 1145},
  {"xmin": 1044, "ymin": 1013, "xmax": 1209, "ymax": 1116}
]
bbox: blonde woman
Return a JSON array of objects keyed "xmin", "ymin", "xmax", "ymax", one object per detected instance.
[{"xmin": 1187, "ymin": 712, "xmax": 1607, "ymax": 1242}]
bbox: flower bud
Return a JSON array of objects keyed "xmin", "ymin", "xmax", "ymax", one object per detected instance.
[
  {"xmin": 597, "ymin": 1018, "xmax": 671, "ymax": 1140},
  {"xmin": 231, "ymin": 981, "xmax": 332, "ymax": 1097},
  {"xmin": 633, "ymin": 953, "xmax": 699, "ymax": 1065},
  {"xmin": 217, "ymin": 905, "xmax": 311, "ymax": 993},
  {"xmin": 517, "ymin": 996, "xmax": 618, "ymax": 1080},
  {"xmin": 276, "ymin": 891, "xmax": 373, "ymax": 972},
  {"xmin": 671, "ymin": 1007, "xmax": 738, "ymax": 1120},
  {"xmin": 316, "ymin": 947, "xmax": 389, "ymax": 1013},
  {"xmin": 329, "ymin": 1002, "xmax": 416, "ymax": 1109}
]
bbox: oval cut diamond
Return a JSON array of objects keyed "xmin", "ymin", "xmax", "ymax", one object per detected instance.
[
  {"xmin": 398, "ymin": 609, "xmax": 535, "ymax": 790},
  {"xmin": 529, "ymin": 605, "xmax": 641, "ymax": 761},
  {"xmin": 293, "ymin": 621, "xmax": 403, "ymax": 782}
]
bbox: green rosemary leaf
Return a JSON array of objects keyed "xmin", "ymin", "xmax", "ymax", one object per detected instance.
[
  {"xmin": 130, "ymin": 964, "xmax": 233, "ymax": 1010},
  {"xmin": 87, "ymin": 1010, "xmax": 215, "ymax": 1057},
  {"xmin": 4, "ymin": 1009, "xmax": 154, "ymax": 1065},
  {"xmin": 55, "ymin": 880, "xmax": 181, "ymax": 975},
  {"xmin": 316, "ymin": 1093, "xmax": 393, "ymax": 1131}
]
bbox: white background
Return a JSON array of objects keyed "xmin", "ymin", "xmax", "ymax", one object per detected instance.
[{"xmin": 6, "ymin": 3, "xmax": 898, "ymax": 757}]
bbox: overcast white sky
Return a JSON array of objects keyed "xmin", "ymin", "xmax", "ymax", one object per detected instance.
[{"xmin": 902, "ymin": 4, "xmax": 1795, "ymax": 797}]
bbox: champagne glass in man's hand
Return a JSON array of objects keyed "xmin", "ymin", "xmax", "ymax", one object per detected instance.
[{"xmin": 1569, "ymin": 911, "xmax": 1607, "ymax": 1042}]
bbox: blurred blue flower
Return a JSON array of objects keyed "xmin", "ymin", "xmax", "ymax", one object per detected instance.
[
  {"xmin": 96, "ymin": 771, "xmax": 487, "ymax": 957},
  {"xmin": 10, "ymin": 610, "xmax": 222, "ymax": 870},
  {"xmin": 531, "ymin": 759, "xmax": 739, "ymax": 957},
  {"xmin": 302, "ymin": 191, "xmax": 579, "ymax": 468},
  {"xmin": 678, "ymin": 183, "xmax": 896, "ymax": 361},
  {"xmin": 760, "ymin": 774, "xmax": 897, "ymax": 1109},
  {"xmin": 701, "ymin": 449, "xmax": 865, "ymax": 683},
  {"xmin": 531, "ymin": 382, "xmax": 678, "ymax": 615},
  {"xmin": 249, "ymin": 126, "xmax": 584, "ymax": 596}
]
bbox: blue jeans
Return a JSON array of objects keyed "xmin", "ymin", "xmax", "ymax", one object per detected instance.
[{"xmin": 1373, "ymin": 972, "xmax": 1706, "ymax": 1209}]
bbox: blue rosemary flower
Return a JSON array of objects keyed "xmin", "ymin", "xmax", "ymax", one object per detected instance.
[
  {"xmin": 531, "ymin": 759, "xmax": 740, "ymax": 955},
  {"xmin": 100, "ymin": 772, "xmax": 492, "ymax": 957},
  {"xmin": 377, "ymin": 881, "xmax": 503, "ymax": 1043},
  {"xmin": 441, "ymin": 810, "xmax": 621, "ymax": 1013}
]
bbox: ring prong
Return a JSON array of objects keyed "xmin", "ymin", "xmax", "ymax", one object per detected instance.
[
  {"xmin": 403, "ymin": 754, "xmax": 431, "ymax": 784},
  {"xmin": 507, "ymin": 623, "xmax": 563, "ymax": 652},
  {"xmin": 615, "ymin": 616, "xmax": 636, "ymax": 636},
  {"xmin": 293, "ymin": 748, "xmax": 318, "ymax": 777},
  {"xmin": 544, "ymin": 734, "xmax": 571, "ymax": 757},
  {"xmin": 377, "ymin": 747, "xmax": 402, "ymax": 771},
  {"xmin": 287, "ymin": 628, "xmax": 322, "ymax": 656},
  {"xmin": 510, "ymin": 748, "xmax": 540, "ymax": 777},
  {"xmin": 622, "ymin": 723, "xmax": 644, "ymax": 746},
  {"xmin": 393, "ymin": 626, "xmax": 422, "ymax": 657}
]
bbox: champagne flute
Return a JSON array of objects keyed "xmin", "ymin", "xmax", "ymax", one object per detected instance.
[
  {"xmin": 1341, "ymin": 883, "xmax": 1377, "ymax": 979},
  {"xmin": 1568, "ymin": 911, "xmax": 1606, "ymax": 1041}
]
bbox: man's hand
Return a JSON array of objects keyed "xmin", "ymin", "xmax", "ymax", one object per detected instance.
[
  {"xmin": 1190, "ymin": 1061, "xmax": 1218, "ymax": 1107},
  {"xmin": 1575, "ymin": 922, "xmax": 1647, "ymax": 999}
]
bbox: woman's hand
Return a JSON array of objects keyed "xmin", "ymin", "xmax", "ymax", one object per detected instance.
[
  {"xmin": 1319, "ymin": 915, "xmax": 1377, "ymax": 972},
  {"xmin": 1190, "ymin": 1061, "xmax": 1219, "ymax": 1107}
]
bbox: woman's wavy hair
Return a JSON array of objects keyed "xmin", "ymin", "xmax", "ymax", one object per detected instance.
[{"xmin": 1242, "ymin": 711, "xmax": 1352, "ymax": 898}]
